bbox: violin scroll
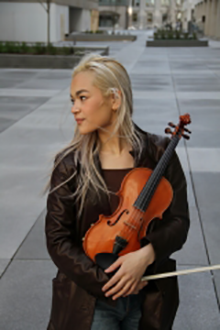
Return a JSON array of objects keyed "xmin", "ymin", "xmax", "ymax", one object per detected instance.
[{"xmin": 165, "ymin": 113, "xmax": 191, "ymax": 140}]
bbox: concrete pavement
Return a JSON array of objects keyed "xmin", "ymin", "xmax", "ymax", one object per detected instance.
[{"xmin": 0, "ymin": 32, "xmax": 220, "ymax": 329}]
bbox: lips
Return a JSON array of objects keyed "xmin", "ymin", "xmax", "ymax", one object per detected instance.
[{"xmin": 75, "ymin": 119, "xmax": 85, "ymax": 123}]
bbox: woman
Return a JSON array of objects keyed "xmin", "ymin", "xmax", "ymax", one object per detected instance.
[{"xmin": 44, "ymin": 53, "xmax": 190, "ymax": 330}]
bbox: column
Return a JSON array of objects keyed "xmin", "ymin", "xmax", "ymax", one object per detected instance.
[
  {"xmin": 154, "ymin": 0, "xmax": 162, "ymax": 28},
  {"xmin": 201, "ymin": 2, "xmax": 205, "ymax": 33},
  {"xmin": 139, "ymin": 0, "xmax": 146, "ymax": 29},
  {"xmin": 215, "ymin": 0, "xmax": 220, "ymax": 38},
  {"xmin": 204, "ymin": 0, "xmax": 211, "ymax": 35},
  {"xmin": 209, "ymin": 0, "xmax": 216, "ymax": 36},
  {"xmin": 170, "ymin": 0, "xmax": 176, "ymax": 29}
]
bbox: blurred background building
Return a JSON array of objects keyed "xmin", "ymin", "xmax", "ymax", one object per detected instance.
[
  {"xmin": 0, "ymin": 0, "xmax": 219, "ymax": 41},
  {"xmin": 0, "ymin": 0, "xmax": 99, "ymax": 43},
  {"xmin": 98, "ymin": 0, "xmax": 129, "ymax": 30},
  {"xmin": 194, "ymin": 0, "xmax": 220, "ymax": 39}
]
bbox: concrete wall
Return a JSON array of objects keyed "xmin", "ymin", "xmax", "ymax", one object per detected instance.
[
  {"xmin": 51, "ymin": 3, "xmax": 69, "ymax": 41},
  {"xmin": 194, "ymin": 0, "xmax": 220, "ymax": 38},
  {"xmin": 0, "ymin": 2, "xmax": 69, "ymax": 42},
  {"xmin": 0, "ymin": 0, "xmax": 99, "ymax": 11},
  {"xmin": 69, "ymin": 7, "xmax": 91, "ymax": 32}
]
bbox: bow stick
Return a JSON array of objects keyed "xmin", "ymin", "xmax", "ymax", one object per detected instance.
[{"xmin": 141, "ymin": 264, "xmax": 220, "ymax": 281}]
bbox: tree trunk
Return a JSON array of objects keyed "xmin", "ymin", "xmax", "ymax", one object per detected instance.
[{"xmin": 47, "ymin": 0, "xmax": 50, "ymax": 46}]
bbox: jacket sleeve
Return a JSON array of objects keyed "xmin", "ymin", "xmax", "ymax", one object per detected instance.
[
  {"xmin": 143, "ymin": 149, "xmax": 190, "ymax": 266},
  {"xmin": 45, "ymin": 156, "xmax": 111, "ymax": 299}
]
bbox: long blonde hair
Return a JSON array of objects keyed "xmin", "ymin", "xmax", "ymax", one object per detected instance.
[{"xmin": 42, "ymin": 53, "xmax": 143, "ymax": 219}]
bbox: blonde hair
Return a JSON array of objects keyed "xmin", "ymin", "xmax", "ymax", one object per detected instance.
[{"xmin": 42, "ymin": 53, "xmax": 143, "ymax": 219}]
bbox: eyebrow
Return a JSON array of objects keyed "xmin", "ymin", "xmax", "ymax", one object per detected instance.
[{"xmin": 70, "ymin": 89, "xmax": 89, "ymax": 98}]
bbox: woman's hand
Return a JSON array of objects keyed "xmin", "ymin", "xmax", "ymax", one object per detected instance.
[
  {"xmin": 102, "ymin": 243, "xmax": 155, "ymax": 300},
  {"xmin": 131, "ymin": 279, "xmax": 148, "ymax": 295}
]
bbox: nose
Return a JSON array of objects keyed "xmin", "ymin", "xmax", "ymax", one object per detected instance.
[{"xmin": 71, "ymin": 103, "xmax": 80, "ymax": 114}]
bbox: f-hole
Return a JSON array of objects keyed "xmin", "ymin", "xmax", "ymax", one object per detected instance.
[{"xmin": 107, "ymin": 209, "xmax": 129, "ymax": 226}]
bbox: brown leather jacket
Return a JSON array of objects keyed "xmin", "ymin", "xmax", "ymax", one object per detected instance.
[{"xmin": 45, "ymin": 123, "xmax": 190, "ymax": 330}]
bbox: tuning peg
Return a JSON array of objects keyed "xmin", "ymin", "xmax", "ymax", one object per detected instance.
[
  {"xmin": 168, "ymin": 122, "xmax": 176, "ymax": 128},
  {"xmin": 184, "ymin": 127, "xmax": 191, "ymax": 134},
  {"xmin": 183, "ymin": 134, "xmax": 190, "ymax": 140},
  {"xmin": 165, "ymin": 127, "xmax": 173, "ymax": 135}
]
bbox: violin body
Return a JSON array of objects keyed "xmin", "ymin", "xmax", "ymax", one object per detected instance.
[{"xmin": 83, "ymin": 168, "xmax": 173, "ymax": 262}]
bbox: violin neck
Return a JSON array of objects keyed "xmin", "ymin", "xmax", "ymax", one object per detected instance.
[{"xmin": 133, "ymin": 134, "xmax": 180, "ymax": 212}]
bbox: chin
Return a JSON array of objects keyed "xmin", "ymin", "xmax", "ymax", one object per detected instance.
[{"xmin": 78, "ymin": 127, "xmax": 97, "ymax": 135}]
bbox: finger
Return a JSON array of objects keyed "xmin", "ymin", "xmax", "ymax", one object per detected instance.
[
  {"xmin": 102, "ymin": 270, "xmax": 122, "ymax": 292},
  {"xmin": 105, "ymin": 277, "xmax": 129, "ymax": 298},
  {"xmin": 122, "ymin": 282, "xmax": 137, "ymax": 297},
  {"xmin": 112, "ymin": 281, "xmax": 133, "ymax": 300},
  {"xmin": 123, "ymin": 281, "xmax": 147, "ymax": 297},
  {"xmin": 123, "ymin": 284, "xmax": 137, "ymax": 296}
]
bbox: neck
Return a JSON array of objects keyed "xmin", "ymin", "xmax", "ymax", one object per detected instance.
[{"xmin": 98, "ymin": 133, "xmax": 128, "ymax": 156}]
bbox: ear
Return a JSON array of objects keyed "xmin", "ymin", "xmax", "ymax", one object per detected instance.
[{"xmin": 110, "ymin": 88, "xmax": 122, "ymax": 111}]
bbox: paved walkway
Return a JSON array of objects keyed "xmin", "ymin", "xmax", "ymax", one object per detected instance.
[{"xmin": 0, "ymin": 32, "xmax": 220, "ymax": 329}]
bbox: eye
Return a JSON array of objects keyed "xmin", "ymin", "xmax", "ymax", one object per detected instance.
[
  {"xmin": 70, "ymin": 99, "xmax": 74, "ymax": 105},
  {"xmin": 80, "ymin": 95, "xmax": 86, "ymax": 101}
]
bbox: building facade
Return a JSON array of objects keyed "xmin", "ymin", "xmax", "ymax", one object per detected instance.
[
  {"xmin": 98, "ymin": 0, "xmax": 129, "ymax": 30},
  {"xmin": 0, "ymin": 0, "xmax": 99, "ymax": 43},
  {"xmin": 98, "ymin": 0, "xmax": 183, "ymax": 30},
  {"xmin": 194, "ymin": 0, "xmax": 220, "ymax": 38}
]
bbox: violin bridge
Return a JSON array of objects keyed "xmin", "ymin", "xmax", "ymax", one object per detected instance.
[{"xmin": 123, "ymin": 221, "xmax": 137, "ymax": 231}]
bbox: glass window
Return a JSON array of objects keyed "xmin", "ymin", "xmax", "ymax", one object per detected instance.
[
  {"xmin": 146, "ymin": 0, "xmax": 154, "ymax": 5},
  {"xmin": 161, "ymin": 0, "xmax": 169, "ymax": 5},
  {"xmin": 134, "ymin": 0, "xmax": 140, "ymax": 6},
  {"xmin": 147, "ymin": 12, "xmax": 153, "ymax": 22},
  {"xmin": 132, "ymin": 12, "xmax": 138, "ymax": 22}
]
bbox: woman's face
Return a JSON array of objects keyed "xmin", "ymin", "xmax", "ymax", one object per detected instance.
[{"xmin": 70, "ymin": 71, "xmax": 118, "ymax": 135}]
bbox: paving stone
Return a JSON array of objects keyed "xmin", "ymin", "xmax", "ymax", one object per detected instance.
[
  {"xmin": 16, "ymin": 76, "xmax": 71, "ymax": 90},
  {"xmin": 0, "ymin": 88, "xmax": 60, "ymax": 97},
  {"xmin": 14, "ymin": 209, "xmax": 49, "ymax": 260},
  {"xmin": 0, "ymin": 71, "xmax": 38, "ymax": 88},
  {"xmin": 178, "ymin": 98, "xmax": 220, "ymax": 115},
  {"xmin": 187, "ymin": 148, "xmax": 220, "ymax": 172},
  {"xmin": 131, "ymin": 74, "xmax": 173, "ymax": 91},
  {"xmin": 173, "ymin": 265, "xmax": 220, "ymax": 330},
  {"xmin": 197, "ymin": 207, "xmax": 220, "ymax": 265},
  {"xmin": 173, "ymin": 76, "xmax": 220, "ymax": 92},
  {"xmin": 0, "ymin": 259, "xmax": 11, "ymax": 278},
  {"xmin": 173, "ymin": 206, "xmax": 208, "ymax": 266},
  {"xmin": 0, "ymin": 96, "xmax": 49, "ymax": 131},
  {"xmin": 0, "ymin": 117, "xmax": 16, "ymax": 132},
  {"xmin": 0, "ymin": 260, "xmax": 57, "ymax": 330}
]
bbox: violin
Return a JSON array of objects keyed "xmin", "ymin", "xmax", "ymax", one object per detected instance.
[{"xmin": 83, "ymin": 114, "xmax": 191, "ymax": 271}]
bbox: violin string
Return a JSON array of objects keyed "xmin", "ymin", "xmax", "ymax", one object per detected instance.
[
  {"xmin": 118, "ymin": 137, "xmax": 178, "ymax": 246},
  {"xmin": 121, "ymin": 147, "xmax": 170, "ymax": 242}
]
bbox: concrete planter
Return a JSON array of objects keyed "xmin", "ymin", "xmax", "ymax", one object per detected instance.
[
  {"xmin": 146, "ymin": 40, "xmax": 209, "ymax": 47},
  {"xmin": 65, "ymin": 34, "xmax": 136, "ymax": 42},
  {"xmin": 0, "ymin": 47, "xmax": 109, "ymax": 69}
]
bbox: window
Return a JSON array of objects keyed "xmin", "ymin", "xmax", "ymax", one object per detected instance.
[
  {"xmin": 146, "ymin": 0, "xmax": 154, "ymax": 5},
  {"xmin": 147, "ymin": 12, "xmax": 153, "ymax": 23},
  {"xmin": 132, "ymin": 12, "xmax": 138, "ymax": 22},
  {"xmin": 133, "ymin": 0, "xmax": 140, "ymax": 6}
]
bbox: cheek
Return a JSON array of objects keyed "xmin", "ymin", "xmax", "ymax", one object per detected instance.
[{"xmin": 84, "ymin": 99, "xmax": 111, "ymax": 125}]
